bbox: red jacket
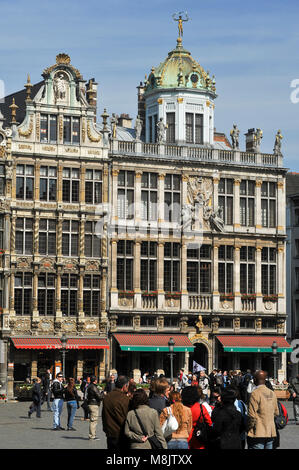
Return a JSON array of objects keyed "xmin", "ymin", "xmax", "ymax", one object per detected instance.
[{"xmin": 188, "ymin": 402, "xmax": 212, "ymax": 449}]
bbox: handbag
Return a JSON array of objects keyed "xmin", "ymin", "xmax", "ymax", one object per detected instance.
[
  {"xmin": 192, "ymin": 404, "xmax": 209, "ymax": 444},
  {"xmin": 161, "ymin": 407, "xmax": 179, "ymax": 437},
  {"xmin": 134, "ymin": 410, "xmax": 163, "ymax": 449}
]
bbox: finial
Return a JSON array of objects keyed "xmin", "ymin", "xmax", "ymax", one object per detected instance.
[
  {"xmin": 9, "ymin": 98, "xmax": 18, "ymax": 123},
  {"xmin": 24, "ymin": 74, "xmax": 33, "ymax": 101},
  {"xmin": 172, "ymin": 11, "xmax": 190, "ymax": 42},
  {"xmin": 101, "ymin": 108, "xmax": 109, "ymax": 132}
]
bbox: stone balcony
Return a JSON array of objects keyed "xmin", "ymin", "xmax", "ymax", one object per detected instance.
[{"xmin": 109, "ymin": 140, "xmax": 283, "ymax": 168}]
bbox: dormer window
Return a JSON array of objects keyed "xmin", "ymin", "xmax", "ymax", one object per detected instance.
[
  {"xmin": 63, "ymin": 116, "xmax": 80, "ymax": 145},
  {"xmin": 40, "ymin": 114, "xmax": 57, "ymax": 143},
  {"xmin": 185, "ymin": 113, "xmax": 203, "ymax": 144}
]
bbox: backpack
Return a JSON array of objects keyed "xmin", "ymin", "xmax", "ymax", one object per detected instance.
[
  {"xmin": 192, "ymin": 404, "xmax": 210, "ymax": 445},
  {"xmin": 275, "ymin": 401, "xmax": 288, "ymax": 430}
]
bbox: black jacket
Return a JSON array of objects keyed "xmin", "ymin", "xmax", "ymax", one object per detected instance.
[
  {"xmin": 64, "ymin": 386, "xmax": 80, "ymax": 406},
  {"xmin": 289, "ymin": 377, "xmax": 299, "ymax": 403},
  {"xmin": 148, "ymin": 394, "xmax": 169, "ymax": 416},
  {"xmin": 52, "ymin": 380, "xmax": 65, "ymax": 399},
  {"xmin": 210, "ymin": 405, "xmax": 243, "ymax": 449},
  {"xmin": 87, "ymin": 382, "xmax": 103, "ymax": 406},
  {"xmin": 32, "ymin": 383, "xmax": 42, "ymax": 403}
]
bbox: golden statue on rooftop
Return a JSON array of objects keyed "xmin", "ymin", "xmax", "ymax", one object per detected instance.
[{"xmin": 172, "ymin": 11, "xmax": 189, "ymax": 37}]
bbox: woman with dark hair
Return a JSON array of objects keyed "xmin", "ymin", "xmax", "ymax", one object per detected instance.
[
  {"xmin": 64, "ymin": 377, "xmax": 80, "ymax": 431},
  {"xmin": 210, "ymin": 388, "xmax": 243, "ymax": 449},
  {"xmin": 181, "ymin": 386, "xmax": 212, "ymax": 449},
  {"xmin": 160, "ymin": 391, "xmax": 192, "ymax": 449},
  {"xmin": 124, "ymin": 389, "xmax": 167, "ymax": 449}
]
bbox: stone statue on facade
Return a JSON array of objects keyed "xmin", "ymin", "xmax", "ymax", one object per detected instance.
[
  {"xmin": 253, "ymin": 128, "xmax": 263, "ymax": 152},
  {"xmin": 134, "ymin": 115, "xmax": 143, "ymax": 141},
  {"xmin": 210, "ymin": 207, "xmax": 225, "ymax": 232},
  {"xmin": 230, "ymin": 124, "xmax": 240, "ymax": 149},
  {"xmin": 273, "ymin": 129, "xmax": 283, "ymax": 155},
  {"xmin": 53, "ymin": 73, "xmax": 67, "ymax": 101},
  {"xmin": 156, "ymin": 117, "xmax": 166, "ymax": 143},
  {"xmin": 110, "ymin": 113, "xmax": 118, "ymax": 139}
]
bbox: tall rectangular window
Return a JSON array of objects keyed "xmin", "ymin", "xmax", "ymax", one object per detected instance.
[
  {"xmin": 40, "ymin": 166, "xmax": 57, "ymax": 201},
  {"xmin": 39, "ymin": 219, "xmax": 56, "ymax": 255},
  {"xmin": 0, "ymin": 216, "xmax": 4, "ymax": 249},
  {"xmin": 62, "ymin": 220, "xmax": 79, "ymax": 257},
  {"xmin": 83, "ymin": 275, "xmax": 101, "ymax": 316},
  {"xmin": 261, "ymin": 247, "xmax": 276, "ymax": 295},
  {"xmin": 85, "ymin": 169, "xmax": 102, "ymax": 204},
  {"xmin": 240, "ymin": 180, "xmax": 255, "ymax": 226},
  {"xmin": 0, "ymin": 165, "xmax": 5, "ymax": 195},
  {"xmin": 240, "ymin": 246, "xmax": 256, "ymax": 294},
  {"xmin": 185, "ymin": 113, "xmax": 203, "ymax": 143},
  {"xmin": 164, "ymin": 242, "xmax": 180, "ymax": 292},
  {"xmin": 164, "ymin": 174, "xmax": 181, "ymax": 222},
  {"xmin": 195, "ymin": 114, "xmax": 204, "ymax": 144},
  {"xmin": 117, "ymin": 171, "xmax": 134, "ymax": 219},
  {"xmin": 61, "ymin": 274, "xmax": 78, "ymax": 316},
  {"xmin": 218, "ymin": 178, "xmax": 233, "ymax": 225},
  {"xmin": 84, "ymin": 221, "xmax": 101, "ymax": 257},
  {"xmin": 38, "ymin": 273, "xmax": 55, "ymax": 316},
  {"xmin": 141, "ymin": 242, "xmax": 157, "ymax": 291},
  {"xmin": 16, "ymin": 165, "xmax": 34, "ymax": 200},
  {"xmin": 187, "ymin": 244, "xmax": 211, "ymax": 293},
  {"xmin": 15, "ymin": 218, "xmax": 33, "ymax": 254},
  {"xmin": 14, "ymin": 272, "xmax": 32, "ymax": 315},
  {"xmin": 166, "ymin": 112, "xmax": 175, "ymax": 143},
  {"xmin": 62, "ymin": 168, "xmax": 80, "ymax": 203},
  {"xmin": 185, "ymin": 113, "xmax": 194, "ymax": 143},
  {"xmin": 117, "ymin": 240, "xmax": 133, "ymax": 291},
  {"xmin": 261, "ymin": 182, "xmax": 276, "ymax": 228},
  {"xmin": 40, "ymin": 114, "xmax": 57, "ymax": 143},
  {"xmin": 141, "ymin": 172, "xmax": 157, "ymax": 221},
  {"xmin": 218, "ymin": 245, "xmax": 234, "ymax": 294}
]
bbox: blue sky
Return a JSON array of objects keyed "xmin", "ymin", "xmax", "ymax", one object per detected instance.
[{"xmin": 1, "ymin": 0, "xmax": 299, "ymax": 171}]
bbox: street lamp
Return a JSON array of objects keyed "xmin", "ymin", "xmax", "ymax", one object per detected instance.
[
  {"xmin": 61, "ymin": 333, "xmax": 67, "ymax": 379},
  {"xmin": 168, "ymin": 337, "xmax": 175, "ymax": 385},
  {"xmin": 271, "ymin": 340, "xmax": 278, "ymax": 382}
]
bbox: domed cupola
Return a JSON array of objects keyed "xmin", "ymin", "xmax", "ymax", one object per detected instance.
[{"xmin": 143, "ymin": 25, "xmax": 217, "ymax": 147}]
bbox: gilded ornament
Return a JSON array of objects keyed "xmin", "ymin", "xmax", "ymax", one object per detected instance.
[
  {"xmin": 87, "ymin": 121, "xmax": 101, "ymax": 143},
  {"xmin": 18, "ymin": 115, "xmax": 33, "ymax": 138}
]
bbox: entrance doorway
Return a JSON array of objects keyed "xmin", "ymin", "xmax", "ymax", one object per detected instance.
[{"xmin": 189, "ymin": 343, "xmax": 208, "ymax": 373}]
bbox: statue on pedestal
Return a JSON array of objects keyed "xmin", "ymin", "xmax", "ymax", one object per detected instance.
[
  {"xmin": 156, "ymin": 117, "xmax": 166, "ymax": 143},
  {"xmin": 230, "ymin": 124, "xmax": 240, "ymax": 149},
  {"xmin": 134, "ymin": 115, "xmax": 143, "ymax": 141},
  {"xmin": 273, "ymin": 129, "xmax": 283, "ymax": 155}
]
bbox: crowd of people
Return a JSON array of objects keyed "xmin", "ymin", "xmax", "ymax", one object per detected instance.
[{"xmin": 26, "ymin": 367, "xmax": 296, "ymax": 450}]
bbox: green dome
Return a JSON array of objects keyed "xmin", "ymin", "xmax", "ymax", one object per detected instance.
[{"xmin": 145, "ymin": 38, "xmax": 216, "ymax": 94}]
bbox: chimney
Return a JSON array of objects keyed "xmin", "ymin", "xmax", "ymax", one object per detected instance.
[
  {"xmin": 118, "ymin": 113, "xmax": 133, "ymax": 128},
  {"xmin": 86, "ymin": 78, "xmax": 98, "ymax": 109},
  {"xmin": 244, "ymin": 128, "xmax": 256, "ymax": 152}
]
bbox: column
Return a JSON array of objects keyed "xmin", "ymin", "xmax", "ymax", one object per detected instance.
[
  {"xmin": 233, "ymin": 178, "xmax": 241, "ymax": 230},
  {"xmin": 277, "ymin": 246, "xmax": 285, "ymax": 314},
  {"xmin": 10, "ymin": 212, "xmax": 16, "ymax": 255},
  {"xmin": 234, "ymin": 246, "xmax": 241, "ymax": 311},
  {"xmin": 110, "ymin": 240, "xmax": 118, "ymax": 308},
  {"xmin": 56, "ymin": 271, "xmax": 62, "ymax": 317},
  {"xmin": 78, "ymin": 272, "xmax": 84, "ymax": 317},
  {"xmin": 213, "ymin": 175, "xmax": 220, "ymax": 213},
  {"xmin": 57, "ymin": 163, "xmax": 63, "ymax": 202},
  {"xmin": 57, "ymin": 215, "xmax": 63, "ymax": 258},
  {"xmin": 181, "ymin": 241, "xmax": 188, "ymax": 309},
  {"xmin": 80, "ymin": 165, "xmax": 86, "ymax": 204},
  {"xmin": 33, "ymin": 211, "xmax": 40, "ymax": 255},
  {"xmin": 34, "ymin": 161, "xmax": 40, "ymax": 201},
  {"xmin": 102, "ymin": 165, "xmax": 109, "ymax": 204},
  {"xmin": 111, "ymin": 169, "xmax": 119, "ymax": 224},
  {"xmin": 157, "ymin": 242, "xmax": 164, "ymax": 308},
  {"xmin": 255, "ymin": 180, "xmax": 262, "ymax": 229},
  {"xmin": 277, "ymin": 180, "xmax": 285, "ymax": 232},
  {"xmin": 158, "ymin": 173, "xmax": 165, "ymax": 224},
  {"xmin": 212, "ymin": 244, "xmax": 219, "ymax": 311},
  {"xmin": 135, "ymin": 171, "xmax": 142, "ymax": 224},
  {"xmin": 133, "ymin": 241, "xmax": 141, "ymax": 308},
  {"xmin": 255, "ymin": 246, "xmax": 263, "ymax": 312},
  {"xmin": 32, "ymin": 271, "xmax": 39, "ymax": 318},
  {"xmin": 79, "ymin": 215, "xmax": 85, "ymax": 259},
  {"xmin": 9, "ymin": 272, "xmax": 15, "ymax": 313}
]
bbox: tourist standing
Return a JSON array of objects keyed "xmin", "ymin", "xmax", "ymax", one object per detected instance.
[
  {"xmin": 52, "ymin": 372, "xmax": 65, "ymax": 430},
  {"xmin": 86, "ymin": 375, "xmax": 103, "ymax": 440},
  {"xmin": 28, "ymin": 377, "xmax": 42, "ymax": 418},
  {"xmin": 160, "ymin": 391, "xmax": 192, "ymax": 449},
  {"xmin": 102, "ymin": 375, "xmax": 130, "ymax": 450},
  {"xmin": 181, "ymin": 386, "xmax": 212, "ymax": 449},
  {"xmin": 148, "ymin": 377, "xmax": 170, "ymax": 416},
  {"xmin": 288, "ymin": 373, "xmax": 299, "ymax": 425},
  {"xmin": 80, "ymin": 375, "xmax": 91, "ymax": 420},
  {"xmin": 247, "ymin": 370, "xmax": 279, "ymax": 449},
  {"xmin": 198, "ymin": 370, "xmax": 210, "ymax": 403},
  {"xmin": 64, "ymin": 377, "xmax": 80, "ymax": 431},
  {"xmin": 125, "ymin": 389, "xmax": 167, "ymax": 449},
  {"xmin": 42, "ymin": 369, "xmax": 52, "ymax": 410},
  {"xmin": 210, "ymin": 388, "xmax": 243, "ymax": 449}
]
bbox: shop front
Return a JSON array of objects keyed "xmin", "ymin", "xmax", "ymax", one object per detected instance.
[
  {"xmin": 9, "ymin": 336, "xmax": 109, "ymax": 396},
  {"xmin": 111, "ymin": 333, "xmax": 194, "ymax": 381},
  {"xmin": 216, "ymin": 335, "xmax": 292, "ymax": 379}
]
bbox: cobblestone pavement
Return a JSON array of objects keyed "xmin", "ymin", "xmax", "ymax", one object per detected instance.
[{"xmin": 0, "ymin": 399, "xmax": 298, "ymax": 449}]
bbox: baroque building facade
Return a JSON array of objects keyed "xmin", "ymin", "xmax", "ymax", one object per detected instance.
[{"xmin": 0, "ymin": 33, "xmax": 291, "ymax": 397}]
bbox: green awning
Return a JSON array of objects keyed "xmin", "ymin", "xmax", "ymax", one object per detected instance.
[{"xmin": 217, "ymin": 335, "xmax": 293, "ymax": 353}]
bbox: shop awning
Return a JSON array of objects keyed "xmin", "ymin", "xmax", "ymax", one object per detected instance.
[
  {"xmin": 113, "ymin": 334, "xmax": 194, "ymax": 352},
  {"xmin": 11, "ymin": 337, "xmax": 62, "ymax": 349},
  {"xmin": 66, "ymin": 338, "xmax": 109, "ymax": 349},
  {"xmin": 216, "ymin": 336, "xmax": 293, "ymax": 353}
]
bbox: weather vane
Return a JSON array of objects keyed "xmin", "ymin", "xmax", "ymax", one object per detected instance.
[{"xmin": 172, "ymin": 11, "xmax": 190, "ymax": 37}]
